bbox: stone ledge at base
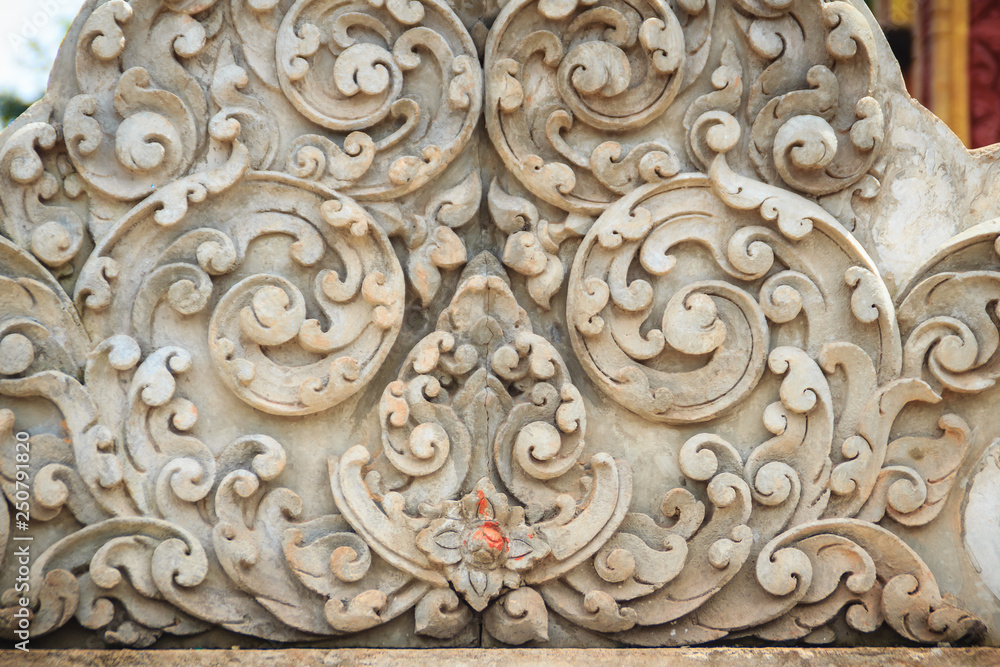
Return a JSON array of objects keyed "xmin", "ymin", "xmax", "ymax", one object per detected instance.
[{"xmin": 0, "ymin": 649, "xmax": 997, "ymax": 667}]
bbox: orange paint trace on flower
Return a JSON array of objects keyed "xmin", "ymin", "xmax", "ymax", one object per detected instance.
[
  {"xmin": 476, "ymin": 489, "xmax": 489, "ymax": 518},
  {"xmin": 472, "ymin": 520, "xmax": 508, "ymax": 553}
]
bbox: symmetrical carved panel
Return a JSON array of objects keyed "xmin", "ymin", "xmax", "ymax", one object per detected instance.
[{"xmin": 0, "ymin": 0, "xmax": 998, "ymax": 649}]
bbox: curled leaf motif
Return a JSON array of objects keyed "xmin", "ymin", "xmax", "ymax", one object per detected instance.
[
  {"xmin": 414, "ymin": 589, "xmax": 473, "ymax": 638},
  {"xmin": 210, "ymin": 43, "xmax": 279, "ymax": 170},
  {"xmin": 568, "ymin": 176, "xmax": 775, "ymax": 424},
  {"xmin": 489, "ymin": 179, "xmax": 592, "ymax": 310},
  {"xmin": 0, "ymin": 124, "xmax": 86, "ymax": 269},
  {"xmin": 66, "ymin": 11, "xmax": 201, "ymax": 201},
  {"xmin": 76, "ymin": 172, "xmax": 404, "ymax": 417},
  {"xmin": 744, "ymin": 1, "xmax": 885, "ymax": 198},
  {"xmin": 484, "ymin": 587, "xmax": 549, "ymax": 644},
  {"xmin": 273, "ymin": 0, "xmax": 482, "ymax": 199},
  {"xmin": 486, "ymin": 0, "xmax": 711, "ymax": 214},
  {"xmin": 899, "ymin": 269, "xmax": 1000, "ymax": 394},
  {"xmin": 403, "ymin": 173, "xmax": 481, "ymax": 305}
]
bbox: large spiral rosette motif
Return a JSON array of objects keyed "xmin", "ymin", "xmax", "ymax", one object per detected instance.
[
  {"xmin": 486, "ymin": 0, "xmax": 714, "ymax": 215},
  {"xmin": 62, "ymin": 0, "xmax": 206, "ymax": 203},
  {"xmin": 566, "ymin": 161, "xmax": 899, "ymax": 424},
  {"xmin": 236, "ymin": 0, "xmax": 482, "ymax": 199},
  {"xmin": 739, "ymin": 1, "xmax": 885, "ymax": 199},
  {"xmin": 75, "ymin": 173, "xmax": 405, "ymax": 415}
]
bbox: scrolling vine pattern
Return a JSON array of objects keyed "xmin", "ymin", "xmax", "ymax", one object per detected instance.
[{"xmin": 0, "ymin": 0, "xmax": 993, "ymax": 648}]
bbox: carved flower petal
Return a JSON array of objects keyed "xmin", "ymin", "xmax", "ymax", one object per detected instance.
[
  {"xmin": 434, "ymin": 529, "xmax": 463, "ymax": 550},
  {"xmin": 508, "ymin": 539, "xmax": 534, "ymax": 560},
  {"xmin": 470, "ymin": 569, "xmax": 489, "ymax": 596},
  {"xmin": 462, "ymin": 480, "xmax": 512, "ymax": 523},
  {"xmin": 416, "ymin": 518, "xmax": 465, "ymax": 566},
  {"xmin": 505, "ymin": 528, "xmax": 551, "ymax": 572},
  {"xmin": 451, "ymin": 564, "xmax": 505, "ymax": 612}
]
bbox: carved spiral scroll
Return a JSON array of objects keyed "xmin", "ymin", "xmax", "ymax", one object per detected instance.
[
  {"xmin": 75, "ymin": 173, "xmax": 404, "ymax": 415},
  {"xmin": 485, "ymin": 0, "xmax": 713, "ymax": 215},
  {"xmin": 270, "ymin": 0, "xmax": 482, "ymax": 199},
  {"xmin": 0, "ymin": 0, "xmax": 992, "ymax": 649},
  {"xmin": 568, "ymin": 171, "xmax": 899, "ymax": 424}
]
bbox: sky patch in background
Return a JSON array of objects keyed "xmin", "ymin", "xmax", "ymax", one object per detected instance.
[{"xmin": 0, "ymin": 0, "xmax": 80, "ymax": 102}]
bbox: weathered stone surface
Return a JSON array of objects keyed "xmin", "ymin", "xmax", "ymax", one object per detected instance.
[
  {"xmin": 0, "ymin": 0, "xmax": 998, "ymax": 651},
  {"xmin": 4, "ymin": 648, "xmax": 1000, "ymax": 666}
]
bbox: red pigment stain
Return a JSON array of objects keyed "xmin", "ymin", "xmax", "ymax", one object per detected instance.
[
  {"xmin": 476, "ymin": 489, "xmax": 489, "ymax": 518},
  {"xmin": 59, "ymin": 419, "xmax": 71, "ymax": 445},
  {"xmin": 471, "ymin": 521, "xmax": 508, "ymax": 553}
]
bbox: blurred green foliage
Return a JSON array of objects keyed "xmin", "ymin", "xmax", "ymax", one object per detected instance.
[{"xmin": 0, "ymin": 92, "xmax": 32, "ymax": 127}]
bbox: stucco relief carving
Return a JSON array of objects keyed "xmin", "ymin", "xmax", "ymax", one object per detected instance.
[{"xmin": 1, "ymin": 0, "xmax": 998, "ymax": 650}]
